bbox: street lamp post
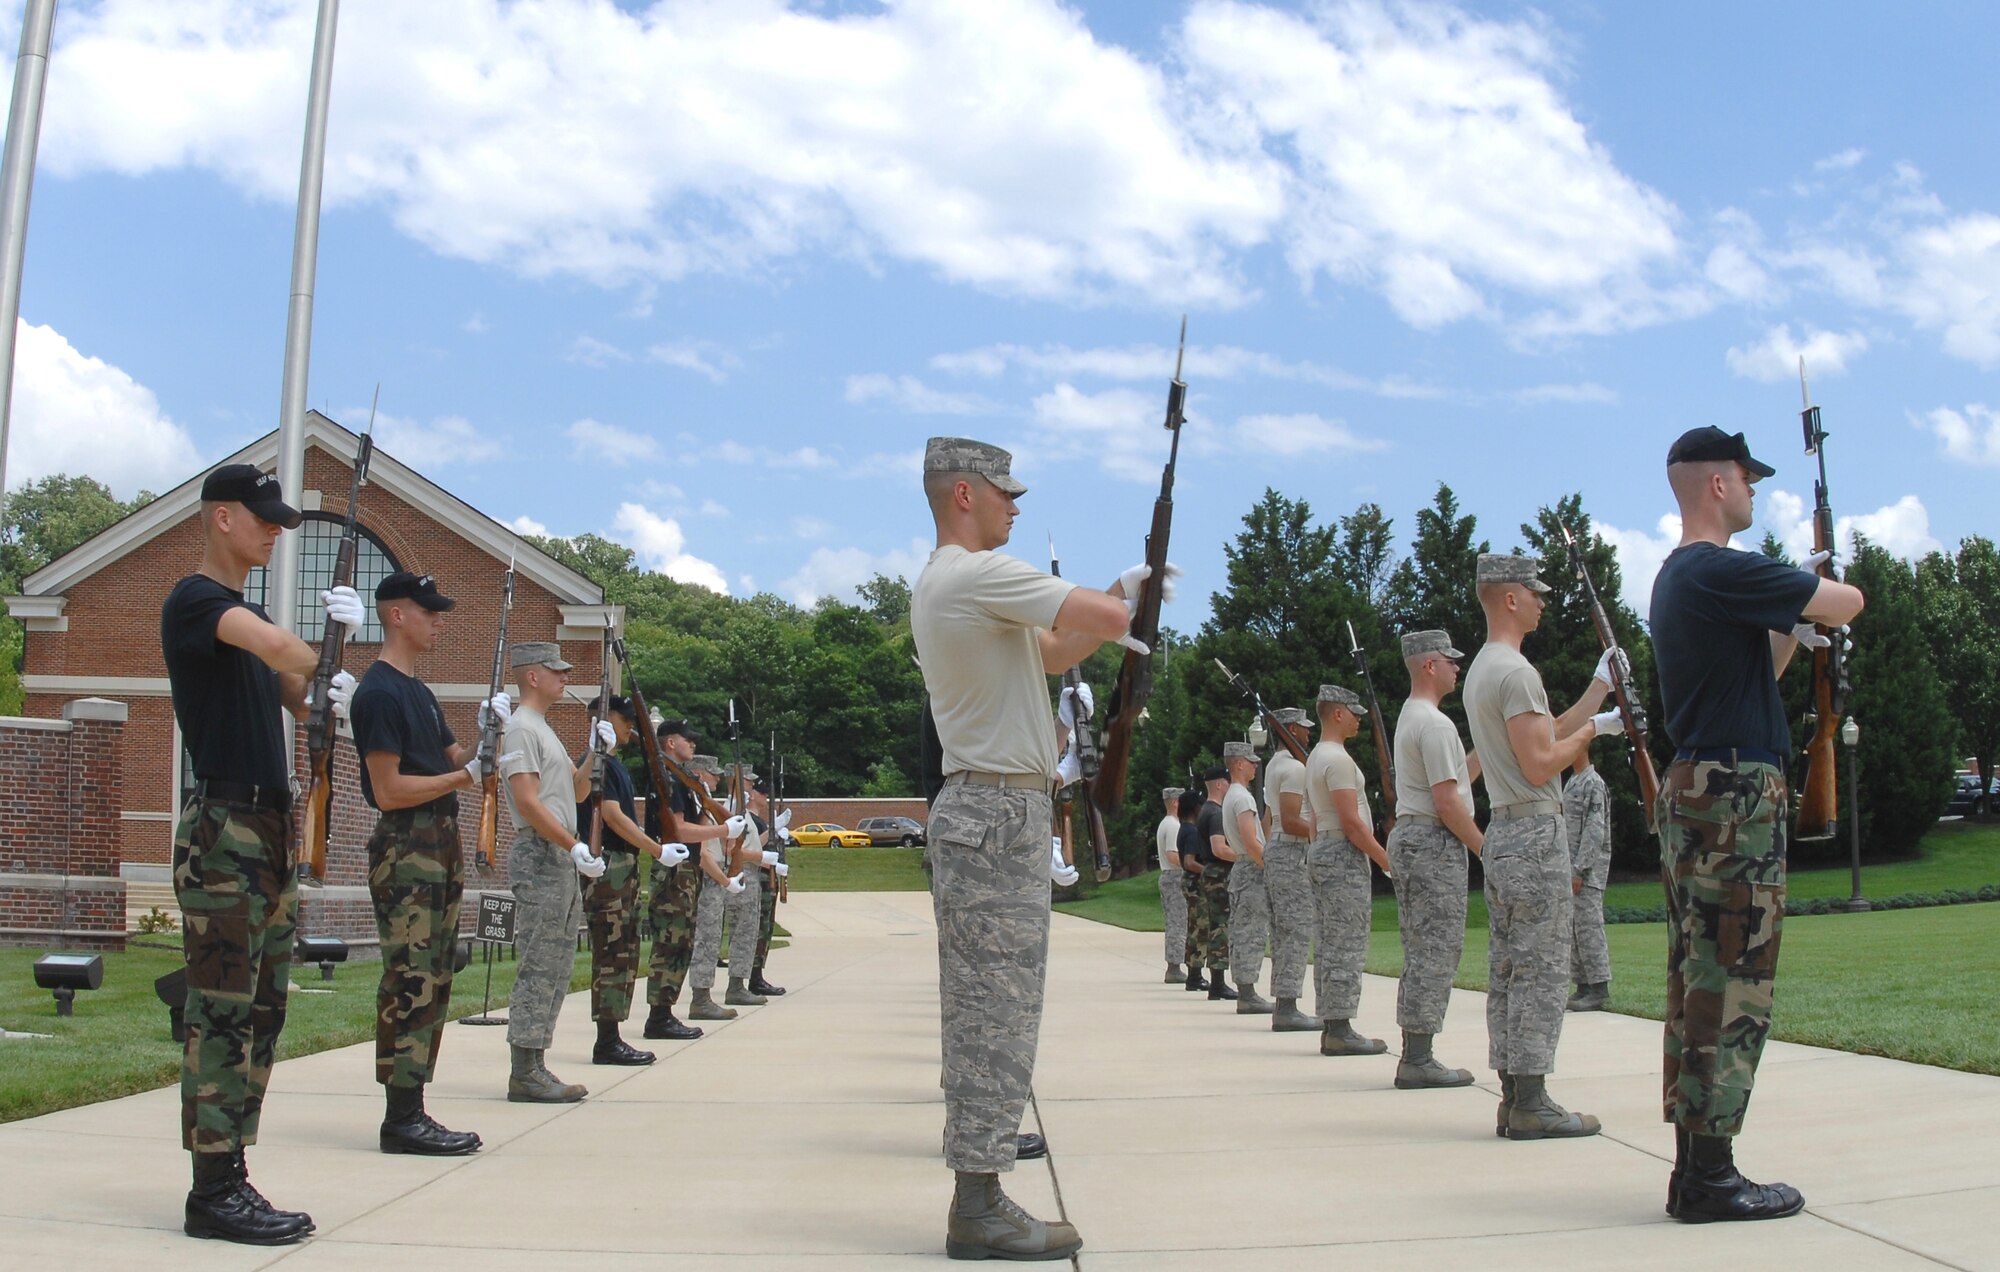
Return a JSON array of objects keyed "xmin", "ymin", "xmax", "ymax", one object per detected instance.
[{"xmin": 1841, "ymin": 717, "xmax": 1868, "ymax": 912}]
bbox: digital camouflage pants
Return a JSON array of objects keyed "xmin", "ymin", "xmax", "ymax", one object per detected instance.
[
  {"xmin": 367, "ymin": 799, "xmax": 464, "ymax": 1088},
  {"xmin": 1227, "ymin": 857, "xmax": 1270, "ymax": 987},
  {"xmin": 1387, "ymin": 818, "xmax": 1469, "ymax": 1034},
  {"xmin": 174, "ymin": 796, "xmax": 296, "ymax": 1155},
  {"xmin": 645, "ymin": 860, "xmax": 701, "ymax": 1007},
  {"xmin": 1661, "ymin": 758, "xmax": 1788, "ymax": 1137},
  {"xmin": 687, "ymin": 874, "xmax": 728, "ymax": 992},
  {"xmin": 1308, "ymin": 832, "xmax": 1372, "ymax": 1019},
  {"xmin": 720, "ymin": 866, "xmax": 763, "ymax": 977},
  {"xmin": 1483, "ymin": 811, "xmax": 1571, "ymax": 1076},
  {"xmin": 1196, "ymin": 862, "xmax": 1232, "ymax": 973},
  {"xmin": 1263, "ymin": 836, "xmax": 1314, "ymax": 999},
  {"xmin": 585, "ymin": 848, "xmax": 642, "ymax": 1023},
  {"xmin": 927, "ymin": 781, "xmax": 1053, "ymax": 1175},
  {"xmin": 505, "ymin": 832, "xmax": 583, "ymax": 1051},
  {"xmin": 1159, "ymin": 867, "xmax": 1189, "ymax": 965}
]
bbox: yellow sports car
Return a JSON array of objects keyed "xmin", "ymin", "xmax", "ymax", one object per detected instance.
[{"xmin": 790, "ymin": 822, "xmax": 871, "ymax": 848}]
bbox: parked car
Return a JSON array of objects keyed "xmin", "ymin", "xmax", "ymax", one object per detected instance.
[
  {"xmin": 1945, "ymin": 772, "xmax": 1998, "ymax": 817},
  {"xmin": 790, "ymin": 822, "xmax": 871, "ymax": 848},
  {"xmin": 858, "ymin": 815, "xmax": 927, "ymax": 847}
]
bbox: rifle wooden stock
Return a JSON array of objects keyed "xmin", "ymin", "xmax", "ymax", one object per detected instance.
[
  {"xmin": 1795, "ymin": 365, "xmax": 1845, "ymax": 842},
  {"xmin": 472, "ymin": 557, "xmax": 515, "ymax": 876},
  {"xmin": 299, "ymin": 424, "xmax": 375, "ymax": 885},
  {"xmin": 477, "ymin": 773, "xmax": 501, "ymax": 873}
]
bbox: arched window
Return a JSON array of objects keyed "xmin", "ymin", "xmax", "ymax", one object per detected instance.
[{"xmin": 245, "ymin": 515, "xmax": 401, "ymax": 644}]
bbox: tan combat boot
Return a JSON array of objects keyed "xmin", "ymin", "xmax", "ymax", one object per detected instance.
[
  {"xmin": 1504, "ymin": 1074, "xmax": 1600, "ymax": 1140},
  {"xmin": 507, "ymin": 1047, "xmax": 586, "ymax": 1103},
  {"xmin": 688, "ymin": 988, "xmax": 737, "ymax": 1021},
  {"xmin": 945, "ymin": 1171, "xmax": 1082, "ymax": 1262},
  {"xmin": 724, "ymin": 976, "xmax": 767, "ymax": 1007}
]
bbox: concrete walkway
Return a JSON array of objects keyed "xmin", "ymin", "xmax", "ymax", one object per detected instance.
[{"xmin": 1, "ymin": 892, "xmax": 1995, "ymax": 1270}]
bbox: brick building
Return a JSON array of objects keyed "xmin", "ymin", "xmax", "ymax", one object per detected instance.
[{"xmin": 2, "ymin": 412, "xmax": 622, "ymax": 948}]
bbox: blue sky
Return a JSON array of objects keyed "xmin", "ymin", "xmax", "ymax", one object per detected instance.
[{"xmin": 8, "ymin": 0, "xmax": 1996, "ymax": 618}]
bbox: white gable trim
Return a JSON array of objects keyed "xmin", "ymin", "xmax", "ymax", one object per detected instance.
[{"xmin": 23, "ymin": 412, "xmax": 605, "ymax": 605}]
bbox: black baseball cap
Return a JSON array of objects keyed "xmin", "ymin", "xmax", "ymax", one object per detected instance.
[
  {"xmin": 1666, "ymin": 427, "xmax": 1776, "ymax": 480},
  {"xmin": 375, "ymin": 570, "xmax": 456, "ymax": 611},
  {"xmin": 199, "ymin": 464, "xmax": 302, "ymax": 528},
  {"xmin": 657, "ymin": 717, "xmax": 700, "ymax": 744},
  {"xmin": 588, "ymin": 693, "xmax": 636, "ymax": 720},
  {"xmin": 1200, "ymin": 764, "xmax": 1228, "ymax": 783}
]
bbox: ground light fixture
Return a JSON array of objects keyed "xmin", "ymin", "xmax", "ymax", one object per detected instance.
[
  {"xmin": 33, "ymin": 953, "xmax": 104, "ymax": 1017},
  {"xmin": 296, "ymin": 936, "xmax": 349, "ymax": 982}
]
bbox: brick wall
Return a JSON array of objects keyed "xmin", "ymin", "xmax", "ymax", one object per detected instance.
[{"xmin": 0, "ymin": 699, "xmax": 129, "ymax": 950}]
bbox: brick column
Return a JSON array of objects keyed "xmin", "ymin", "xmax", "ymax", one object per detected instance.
[{"xmin": 0, "ymin": 698, "xmax": 129, "ymax": 950}]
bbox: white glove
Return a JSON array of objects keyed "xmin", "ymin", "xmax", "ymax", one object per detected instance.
[
  {"xmin": 484, "ymin": 691, "xmax": 512, "ymax": 725},
  {"xmin": 321, "ymin": 584, "xmax": 365, "ymax": 633},
  {"xmin": 1790, "ymin": 622, "xmax": 1831, "ymax": 649},
  {"xmin": 1590, "ymin": 709, "xmax": 1625, "ymax": 737},
  {"xmin": 1801, "ymin": 548, "xmax": 1833, "ymax": 574},
  {"xmin": 325, "ymin": 669, "xmax": 357, "ymax": 720},
  {"xmin": 774, "ymin": 810, "xmax": 792, "ymax": 832},
  {"xmin": 1115, "ymin": 632, "xmax": 1153, "ymax": 656},
  {"xmin": 761, "ymin": 850, "xmax": 780, "ymax": 866},
  {"xmin": 658, "ymin": 842, "xmax": 690, "ymax": 866},
  {"xmin": 775, "ymin": 862, "xmax": 790, "ymax": 878},
  {"xmin": 570, "ymin": 843, "xmax": 606, "ymax": 878},
  {"xmin": 1591, "ymin": 646, "xmax": 1630, "ymax": 689},
  {"xmin": 593, "ymin": 718, "xmax": 616, "ymax": 751},
  {"xmin": 725, "ymin": 814, "xmax": 751, "ymax": 837},
  {"xmin": 1056, "ymin": 740, "xmax": 1082, "ymax": 787},
  {"xmin": 726, "ymin": 873, "xmax": 746, "ymax": 894},
  {"xmin": 1049, "ymin": 839, "xmax": 1079, "ymax": 887},
  {"xmin": 1058, "ymin": 683, "xmax": 1094, "ymax": 729},
  {"xmin": 1116, "ymin": 561, "xmax": 1182, "ymax": 612}
]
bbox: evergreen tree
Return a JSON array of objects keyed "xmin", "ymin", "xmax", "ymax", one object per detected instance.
[
  {"xmin": 1918, "ymin": 538, "xmax": 2000, "ymax": 813},
  {"xmin": 1382, "ymin": 483, "xmax": 1489, "ymax": 653}
]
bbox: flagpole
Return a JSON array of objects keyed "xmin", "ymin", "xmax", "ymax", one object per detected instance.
[{"xmin": 0, "ymin": 0, "xmax": 59, "ymax": 531}]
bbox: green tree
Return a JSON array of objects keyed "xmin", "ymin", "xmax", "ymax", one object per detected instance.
[
  {"xmin": 857, "ymin": 573, "xmax": 912, "ymax": 626},
  {"xmin": 1918, "ymin": 537, "xmax": 2000, "ymax": 814},
  {"xmin": 1381, "ymin": 483, "xmax": 1489, "ymax": 650},
  {"xmin": 1332, "ymin": 501, "xmax": 1396, "ymax": 603}
]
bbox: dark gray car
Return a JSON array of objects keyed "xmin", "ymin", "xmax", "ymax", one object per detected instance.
[{"xmin": 858, "ymin": 815, "xmax": 926, "ymax": 846}]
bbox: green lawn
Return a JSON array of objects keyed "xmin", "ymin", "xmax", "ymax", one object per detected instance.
[
  {"xmin": 0, "ymin": 941, "xmax": 592, "ymax": 1124},
  {"xmin": 781, "ymin": 845, "xmax": 930, "ymax": 892},
  {"xmin": 1059, "ymin": 821, "xmax": 2000, "ymax": 1076}
]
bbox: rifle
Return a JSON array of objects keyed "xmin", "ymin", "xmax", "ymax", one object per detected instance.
[
  {"xmin": 1091, "ymin": 315, "xmax": 1187, "ymax": 818},
  {"xmin": 1345, "ymin": 619, "xmax": 1397, "ymax": 836},
  {"xmin": 726, "ymin": 697, "xmax": 766, "ymax": 881},
  {"xmin": 1050, "ymin": 534, "xmax": 1111, "ymax": 881},
  {"xmin": 299, "ymin": 392, "xmax": 377, "ymax": 885},
  {"xmin": 472, "ymin": 555, "xmax": 516, "ymax": 876},
  {"xmin": 770, "ymin": 732, "xmax": 788, "ymax": 903},
  {"xmin": 1795, "ymin": 359, "xmax": 1848, "ymax": 841},
  {"xmin": 608, "ymin": 637, "xmax": 743, "ymax": 851},
  {"xmin": 585, "ymin": 630, "xmax": 610, "ymax": 859},
  {"xmin": 1561, "ymin": 521, "xmax": 1661, "ymax": 830},
  {"xmin": 1213, "ymin": 658, "xmax": 1311, "ymax": 766}
]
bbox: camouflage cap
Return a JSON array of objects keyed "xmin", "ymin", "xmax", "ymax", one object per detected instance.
[
  {"xmin": 1270, "ymin": 706, "xmax": 1310, "ymax": 727},
  {"xmin": 1162, "ymin": 786, "xmax": 1185, "ymax": 802},
  {"xmin": 924, "ymin": 436, "xmax": 1027, "ymax": 496},
  {"xmin": 1316, "ymin": 684, "xmax": 1368, "ymax": 715},
  {"xmin": 1400, "ymin": 629, "xmax": 1464, "ymax": 660},
  {"xmin": 509, "ymin": 640, "xmax": 573, "ymax": 671},
  {"xmin": 1477, "ymin": 552, "xmax": 1551, "ymax": 593},
  {"xmin": 1221, "ymin": 741, "xmax": 1259, "ymax": 761},
  {"xmin": 689, "ymin": 754, "xmax": 722, "ymax": 775}
]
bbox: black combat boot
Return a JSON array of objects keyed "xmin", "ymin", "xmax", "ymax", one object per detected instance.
[
  {"xmin": 1184, "ymin": 967, "xmax": 1209, "ymax": 992},
  {"xmin": 1666, "ymin": 1123, "xmax": 1689, "ymax": 1216},
  {"xmin": 1207, "ymin": 976, "xmax": 1238, "ymax": 1001},
  {"xmin": 184, "ymin": 1152, "xmax": 312, "ymax": 1245},
  {"xmin": 749, "ymin": 970, "xmax": 787, "ymax": 996},
  {"xmin": 1673, "ymin": 1133, "xmax": 1805, "ymax": 1223},
  {"xmin": 592, "ymin": 1019, "xmax": 657, "ymax": 1066},
  {"xmin": 381, "ymin": 1083, "xmax": 482, "ymax": 1155},
  {"xmin": 642, "ymin": 1004, "xmax": 703, "ymax": 1040}
]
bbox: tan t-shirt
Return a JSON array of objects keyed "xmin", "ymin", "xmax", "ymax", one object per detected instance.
[
  {"xmin": 1464, "ymin": 642, "xmax": 1559, "ymax": 807},
  {"xmin": 1221, "ymin": 782, "xmax": 1260, "ymax": 860},
  {"xmin": 1393, "ymin": 697, "xmax": 1472, "ymax": 820},
  {"xmin": 912, "ymin": 545, "xmax": 1076, "ymax": 778},
  {"xmin": 1262, "ymin": 751, "xmax": 1308, "ymax": 839},
  {"xmin": 500, "ymin": 705, "xmax": 577, "ymax": 842},
  {"xmin": 1155, "ymin": 814, "xmax": 1180, "ymax": 871},
  {"xmin": 1306, "ymin": 739, "xmax": 1370, "ymax": 839}
]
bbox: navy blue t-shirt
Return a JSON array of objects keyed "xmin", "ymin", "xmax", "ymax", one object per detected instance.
[
  {"xmin": 1194, "ymin": 800, "xmax": 1229, "ymax": 868},
  {"xmin": 1650, "ymin": 542, "xmax": 1820, "ymax": 754},
  {"xmin": 161, "ymin": 575, "xmax": 288, "ymax": 790},
  {"xmin": 577, "ymin": 752, "xmax": 643, "ymax": 852},
  {"xmin": 350, "ymin": 660, "xmax": 457, "ymax": 810}
]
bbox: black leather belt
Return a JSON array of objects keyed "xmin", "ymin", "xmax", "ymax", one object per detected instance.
[
  {"xmin": 1673, "ymin": 748, "xmax": 1786, "ymax": 769},
  {"xmin": 193, "ymin": 778, "xmax": 292, "ymax": 813}
]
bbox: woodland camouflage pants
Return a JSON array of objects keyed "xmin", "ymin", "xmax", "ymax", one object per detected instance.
[{"xmin": 367, "ymin": 799, "xmax": 464, "ymax": 1087}]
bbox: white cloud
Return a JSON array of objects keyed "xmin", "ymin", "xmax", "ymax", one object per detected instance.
[
  {"xmin": 565, "ymin": 417, "xmax": 659, "ymax": 464},
  {"xmin": 1916, "ymin": 403, "xmax": 2000, "ymax": 465},
  {"xmin": 648, "ymin": 341, "xmax": 738, "ymax": 384},
  {"xmin": 564, "ymin": 334, "xmax": 630, "ymax": 368},
  {"xmin": 1760, "ymin": 488, "xmax": 1940, "ymax": 562},
  {"xmin": 1815, "ymin": 147, "xmax": 1866, "ymax": 173},
  {"xmin": 463, "ymin": 310, "xmax": 489, "ymax": 334},
  {"xmin": 777, "ymin": 539, "xmax": 930, "ymax": 607},
  {"xmin": 931, "ymin": 340, "xmax": 1444, "ymax": 399},
  {"xmin": 1232, "ymin": 413, "xmax": 1385, "ymax": 458},
  {"xmin": 509, "ymin": 514, "xmax": 549, "ymax": 537},
  {"xmin": 8, "ymin": 320, "xmax": 201, "ymax": 496},
  {"xmin": 371, "ymin": 410, "xmax": 501, "ymax": 468},
  {"xmin": 1596, "ymin": 514, "xmax": 1683, "ymax": 620},
  {"xmin": 1508, "ymin": 382, "xmax": 1617, "ymax": 405},
  {"xmin": 1724, "ymin": 324, "xmax": 1869, "ymax": 382},
  {"xmin": 844, "ymin": 374, "xmax": 992, "ymax": 416},
  {"xmin": 1028, "ymin": 383, "xmax": 1171, "ymax": 482},
  {"xmin": 791, "ymin": 516, "xmax": 832, "ymax": 541},
  {"xmin": 698, "ymin": 499, "xmax": 730, "ymax": 518},
  {"xmin": 608, "ymin": 502, "xmax": 728, "ymax": 594},
  {"xmin": 1892, "ymin": 213, "xmax": 2000, "ymax": 365}
]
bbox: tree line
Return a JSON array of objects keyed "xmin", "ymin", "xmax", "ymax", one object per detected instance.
[{"xmin": 1, "ymin": 474, "xmax": 1990, "ymax": 875}]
